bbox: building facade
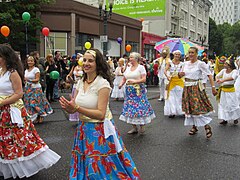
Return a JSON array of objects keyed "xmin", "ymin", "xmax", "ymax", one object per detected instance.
[
  {"xmin": 142, "ymin": 0, "xmax": 212, "ymax": 48},
  {"xmin": 39, "ymin": 0, "xmax": 142, "ymax": 57},
  {"xmin": 210, "ymin": 0, "xmax": 240, "ymax": 25}
]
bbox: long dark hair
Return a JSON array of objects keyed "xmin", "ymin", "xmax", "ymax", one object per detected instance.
[
  {"xmin": 83, "ymin": 48, "xmax": 113, "ymax": 87},
  {"xmin": 0, "ymin": 44, "xmax": 24, "ymax": 83}
]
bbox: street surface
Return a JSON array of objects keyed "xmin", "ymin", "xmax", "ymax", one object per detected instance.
[{"xmin": 2, "ymin": 85, "xmax": 240, "ymax": 180}]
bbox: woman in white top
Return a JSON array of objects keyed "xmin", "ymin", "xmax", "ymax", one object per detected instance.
[
  {"xmin": 68, "ymin": 57, "xmax": 84, "ymax": 121},
  {"xmin": 178, "ymin": 47, "xmax": 217, "ymax": 139},
  {"xmin": 23, "ymin": 56, "xmax": 53, "ymax": 123},
  {"xmin": 119, "ymin": 52, "xmax": 155, "ymax": 134},
  {"xmin": 59, "ymin": 49, "xmax": 140, "ymax": 179},
  {"xmin": 111, "ymin": 58, "xmax": 125, "ymax": 100},
  {"xmin": 0, "ymin": 44, "xmax": 60, "ymax": 179},
  {"xmin": 164, "ymin": 50, "xmax": 184, "ymax": 118},
  {"xmin": 216, "ymin": 59, "xmax": 240, "ymax": 125}
]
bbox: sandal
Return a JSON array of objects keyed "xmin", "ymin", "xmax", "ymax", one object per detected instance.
[
  {"xmin": 205, "ymin": 125, "xmax": 212, "ymax": 139},
  {"xmin": 38, "ymin": 117, "xmax": 44, "ymax": 124},
  {"xmin": 189, "ymin": 126, "xmax": 198, "ymax": 135}
]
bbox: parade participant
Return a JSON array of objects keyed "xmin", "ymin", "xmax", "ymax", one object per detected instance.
[
  {"xmin": 68, "ymin": 57, "xmax": 84, "ymax": 121},
  {"xmin": 214, "ymin": 56, "xmax": 226, "ymax": 75},
  {"xmin": 45, "ymin": 54, "xmax": 58, "ymax": 102},
  {"xmin": 111, "ymin": 58, "xmax": 125, "ymax": 100},
  {"xmin": 0, "ymin": 44, "xmax": 60, "ymax": 179},
  {"xmin": 158, "ymin": 46, "xmax": 171, "ymax": 101},
  {"xmin": 178, "ymin": 47, "xmax": 217, "ymax": 139},
  {"xmin": 59, "ymin": 49, "xmax": 140, "ymax": 179},
  {"xmin": 23, "ymin": 56, "xmax": 53, "ymax": 123},
  {"xmin": 164, "ymin": 50, "xmax": 184, "ymax": 118},
  {"xmin": 216, "ymin": 59, "xmax": 240, "ymax": 125},
  {"xmin": 234, "ymin": 56, "xmax": 240, "ymax": 103},
  {"xmin": 119, "ymin": 52, "xmax": 155, "ymax": 134}
]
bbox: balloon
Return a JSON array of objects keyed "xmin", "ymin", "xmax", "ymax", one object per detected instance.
[
  {"xmin": 78, "ymin": 59, "xmax": 83, "ymax": 66},
  {"xmin": 140, "ymin": 18, "xmax": 144, "ymax": 22},
  {"xmin": 22, "ymin": 12, "xmax": 31, "ymax": 21},
  {"xmin": 84, "ymin": 42, "xmax": 91, "ymax": 49},
  {"xmin": 42, "ymin": 27, "xmax": 50, "ymax": 36},
  {"xmin": 203, "ymin": 52, "xmax": 207, "ymax": 57},
  {"xmin": 50, "ymin": 71, "xmax": 60, "ymax": 80},
  {"xmin": 125, "ymin": 44, "xmax": 132, "ymax": 52},
  {"xmin": 117, "ymin": 37, "xmax": 122, "ymax": 44},
  {"xmin": 1, "ymin": 26, "xmax": 10, "ymax": 37}
]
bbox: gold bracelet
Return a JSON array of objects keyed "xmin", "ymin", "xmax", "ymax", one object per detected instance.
[{"xmin": 74, "ymin": 104, "xmax": 80, "ymax": 113}]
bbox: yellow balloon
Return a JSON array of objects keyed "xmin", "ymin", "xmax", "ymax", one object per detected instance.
[
  {"xmin": 78, "ymin": 58, "xmax": 83, "ymax": 66},
  {"xmin": 85, "ymin": 42, "xmax": 91, "ymax": 50}
]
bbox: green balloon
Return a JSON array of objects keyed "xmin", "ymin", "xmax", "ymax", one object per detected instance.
[
  {"xmin": 50, "ymin": 71, "xmax": 60, "ymax": 80},
  {"xmin": 22, "ymin": 12, "xmax": 31, "ymax": 21}
]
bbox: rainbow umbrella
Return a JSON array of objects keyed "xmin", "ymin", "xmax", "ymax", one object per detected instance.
[{"xmin": 154, "ymin": 38, "xmax": 204, "ymax": 56}]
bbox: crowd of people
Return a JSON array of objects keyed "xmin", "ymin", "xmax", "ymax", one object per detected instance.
[{"xmin": 1, "ymin": 42, "xmax": 240, "ymax": 179}]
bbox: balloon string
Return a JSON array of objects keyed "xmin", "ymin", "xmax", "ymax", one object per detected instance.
[{"xmin": 46, "ymin": 36, "xmax": 52, "ymax": 54}]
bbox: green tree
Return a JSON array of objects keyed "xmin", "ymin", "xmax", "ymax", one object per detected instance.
[
  {"xmin": 0, "ymin": 0, "xmax": 55, "ymax": 58},
  {"xmin": 208, "ymin": 17, "xmax": 223, "ymax": 55}
]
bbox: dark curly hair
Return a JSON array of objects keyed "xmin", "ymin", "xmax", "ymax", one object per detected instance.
[
  {"xmin": 83, "ymin": 48, "xmax": 113, "ymax": 87},
  {"xmin": 0, "ymin": 44, "xmax": 24, "ymax": 83}
]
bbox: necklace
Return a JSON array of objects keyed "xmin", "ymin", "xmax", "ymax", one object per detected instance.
[{"xmin": 85, "ymin": 76, "xmax": 97, "ymax": 84}]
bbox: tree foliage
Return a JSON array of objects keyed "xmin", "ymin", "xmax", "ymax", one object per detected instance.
[
  {"xmin": 209, "ymin": 18, "xmax": 240, "ymax": 56},
  {"xmin": 0, "ymin": 0, "xmax": 55, "ymax": 58}
]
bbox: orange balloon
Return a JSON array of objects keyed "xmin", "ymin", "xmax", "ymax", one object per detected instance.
[
  {"xmin": 126, "ymin": 44, "xmax": 132, "ymax": 52},
  {"xmin": 140, "ymin": 18, "xmax": 144, "ymax": 22},
  {"xmin": 1, "ymin": 26, "xmax": 10, "ymax": 37}
]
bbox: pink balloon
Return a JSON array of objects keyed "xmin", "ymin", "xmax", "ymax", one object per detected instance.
[{"xmin": 42, "ymin": 27, "xmax": 50, "ymax": 36}]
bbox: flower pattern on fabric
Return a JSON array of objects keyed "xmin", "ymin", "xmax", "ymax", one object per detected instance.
[
  {"xmin": 0, "ymin": 104, "xmax": 46, "ymax": 161},
  {"xmin": 23, "ymin": 84, "xmax": 53, "ymax": 118},
  {"xmin": 182, "ymin": 85, "xmax": 213, "ymax": 115},
  {"xmin": 69, "ymin": 120, "xmax": 141, "ymax": 180},
  {"xmin": 121, "ymin": 84, "xmax": 154, "ymax": 118}
]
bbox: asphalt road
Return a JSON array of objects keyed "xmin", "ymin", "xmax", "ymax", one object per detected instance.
[{"xmin": 2, "ymin": 86, "xmax": 240, "ymax": 180}]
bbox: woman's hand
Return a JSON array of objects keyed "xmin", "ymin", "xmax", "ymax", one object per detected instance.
[
  {"xmin": 212, "ymin": 87, "xmax": 218, "ymax": 96},
  {"xmin": 178, "ymin": 72, "xmax": 185, "ymax": 78},
  {"xmin": 216, "ymin": 79, "xmax": 224, "ymax": 84},
  {"xmin": 59, "ymin": 95, "xmax": 76, "ymax": 114},
  {"xmin": 167, "ymin": 76, "xmax": 171, "ymax": 81},
  {"xmin": 126, "ymin": 79, "xmax": 137, "ymax": 84}
]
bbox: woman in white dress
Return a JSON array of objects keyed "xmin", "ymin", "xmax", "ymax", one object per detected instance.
[
  {"xmin": 178, "ymin": 47, "xmax": 217, "ymax": 139},
  {"xmin": 0, "ymin": 44, "xmax": 60, "ymax": 179},
  {"xmin": 164, "ymin": 50, "xmax": 184, "ymax": 118},
  {"xmin": 216, "ymin": 59, "xmax": 240, "ymax": 125},
  {"xmin": 111, "ymin": 58, "xmax": 125, "ymax": 100}
]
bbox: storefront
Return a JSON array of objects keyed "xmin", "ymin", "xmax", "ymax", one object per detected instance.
[
  {"xmin": 142, "ymin": 32, "xmax": 166, "ymax": 61},
  {"xmin": 39, "ymin": 0, "xmax": 142, "ymax": 57}
]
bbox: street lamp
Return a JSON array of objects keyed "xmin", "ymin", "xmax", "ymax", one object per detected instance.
[
  {"xmin": 98, "ymin": 0, "xmax": 114, "ymax": 59},
  {"xmin": 22, "ymin": 12, "xmax": 31, "ymax": 56}
]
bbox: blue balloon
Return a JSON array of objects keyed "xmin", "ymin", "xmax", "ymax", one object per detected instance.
[{"xmin": 117, "ymin": 37, "xmax": 122, "ymax": 44}]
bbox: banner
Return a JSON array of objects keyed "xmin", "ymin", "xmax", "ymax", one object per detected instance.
[{"xmin": 111, "ymin": 0, "xmax": 166, "ymax": 18}]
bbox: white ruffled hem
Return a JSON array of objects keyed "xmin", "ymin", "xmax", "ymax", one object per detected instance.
[
  {"xmin": 218, "ymin": 107, "xmax": 240, "ymax": 121},
  {"xmin": 184, "ymin": 113, "xmax": 212, "ymax": 127},
  {"xmin": 119, "ymin": 113, "xmax": 155, "ymax": 125},
  {"xmin": 30, "ymin": 110, "xmax": 53, "ymax": 121},
  {"xmin": 0, "ymin": 146, "xmax": 61, "ymax": 179}
]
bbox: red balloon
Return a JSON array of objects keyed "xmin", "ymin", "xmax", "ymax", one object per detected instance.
[
  {"xmin": 126, "ymin": 44, "xmax": 132, "ymax": 52},
  {"xmin": 42, "ymin": 27, "xmax": 50, "ymax": 36}
]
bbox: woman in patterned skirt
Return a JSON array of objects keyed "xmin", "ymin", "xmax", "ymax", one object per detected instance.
[
  {"xmin": 178, "ymin": 47, "xmax": 217, "ymax": 138},
  {"xmin": 119, "ymin": 52, "xmax": 155, "ymax": 134},
  {"xmin": 60, "ymin": 49, "xmax": 140, "ymax": 179},
  {"xmin": 23, "ymin": 56, "xmax": 53, "ymax": 123},
  {"xmin": 0, "ymin": 44, "xmax": 60, "ymax": 179}
]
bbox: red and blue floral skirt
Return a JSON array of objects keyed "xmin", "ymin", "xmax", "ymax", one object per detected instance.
[{"xmin": 69, "ymin": 120, "xmax": 141, "ymax": 180}]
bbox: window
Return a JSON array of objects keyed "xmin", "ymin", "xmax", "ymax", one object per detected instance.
[
  {"xmin": 171, "ymin": 23, "xmax": 177, "ymax": 34},
  {"xmin": 181, "ymin": 27, "xmax": 187, "ymax": 38},
  {"xmin": 182, "ymin": 10, "xmax": 187, "ymax": 21},
  {"xmin": 190, "ymin": 31, "xmax": 195, "ymax": 39},
  {"xmin": 204, "ymin": 23, "xmax": 207, "ymax": 30},
  {"xmin": 190, "ymin": 15, "xmax": 195, "ymax": 26},
  {"xmin": 198, "ymin": 19, "xmax": 202, "ymax": 29},
  {"xmin": 172, "ymin": 4, "xmax": 177, "ymax": 15},
  {"xmin": 198, "ymin": 6, "xmax": 202, "ymax": 15},
  {"xmin": 75, "ymin": 33, "xmax": 94, "ymax": 54},
  {"xmin": 191, "ymin": 0, "xmax": 196, "ymax": 9},
  {"xmin": 45, "ymin": 32, "xmax": 67, "ymax": 56}
]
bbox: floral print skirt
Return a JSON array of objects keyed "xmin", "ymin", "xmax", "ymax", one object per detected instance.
[
  {"xmin": 182, "ymin": 85, "xmax": 213, "ymax": 115},
  {"xmin": 23, "ymin": 85, "xmax": 53, "ymax": 121},
  {"xmin": 0, "ymin": 104, "xmax": 60, "ymax": 179},
  {"xmin": 119, "ymin": 84, "xmax": 155, "ymax": 125},
  {"xmin": 69, "ymin": 120, "xmax": 141, "ymax": 180}
]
